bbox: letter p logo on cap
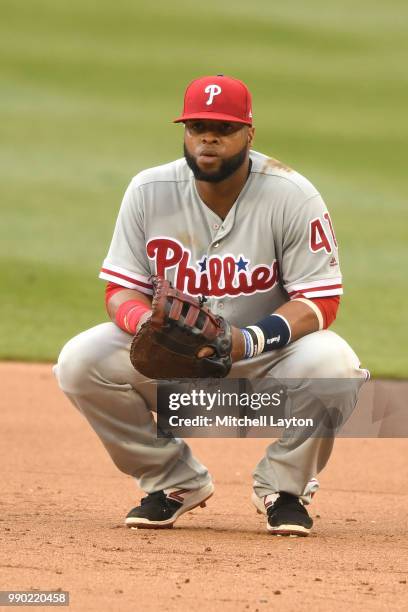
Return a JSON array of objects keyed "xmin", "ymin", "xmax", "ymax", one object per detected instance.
[{"xmin": 204, "ymin": 84, "xmax": 222, "ymax": 105}]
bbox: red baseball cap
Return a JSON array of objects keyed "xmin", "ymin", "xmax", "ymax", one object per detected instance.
[{"xmin": 174, "ymin": 75, "xmax": 253, "ymax": 125}]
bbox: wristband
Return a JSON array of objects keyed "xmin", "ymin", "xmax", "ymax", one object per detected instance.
[
  {"xmin": 247, "ymin": 325, "xmax": 265, "ymax": 355},
  {"xmin": 241, "ymin": 314, "xmax": 291, "ymax": 359},
  {"xmin": 241, "ymin": 328, "xmax": 254, "ymax": 359},
  {"xmin": 115, "ymin": 300, "xmax": 151, "ymax": 335}
]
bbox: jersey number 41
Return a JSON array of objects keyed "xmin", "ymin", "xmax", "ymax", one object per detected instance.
[{"xmin": 309, "ymin": 213, "xmax": 337, "ymax": 254}]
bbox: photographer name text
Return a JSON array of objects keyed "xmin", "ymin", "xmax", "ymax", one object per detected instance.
[{"xmin": 167, "ymin": 415, "xmax": 314, "ymax": 428}]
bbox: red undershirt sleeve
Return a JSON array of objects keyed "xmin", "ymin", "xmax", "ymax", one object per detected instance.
[
  {"xmin": 309, "ymin": 295, "xmax": 340, "ymax": 328},
  {"xmin": 290, "ymin": 295, "xmax": 340, "ymax": 329}
]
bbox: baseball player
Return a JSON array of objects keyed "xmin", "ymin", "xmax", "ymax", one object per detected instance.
[{"xmin": 55, "ymin": 75, "xmax": 367, "ymax": 536}]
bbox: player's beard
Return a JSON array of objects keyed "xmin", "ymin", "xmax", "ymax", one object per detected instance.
[{"xmin": 184, "ymin": 143, "xmax": 248, "ymax": 183}]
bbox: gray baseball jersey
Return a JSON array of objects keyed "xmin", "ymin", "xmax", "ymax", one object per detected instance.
[{"xmin": 100, "ymin": 150, "xmax": 342, "ymax": 328}]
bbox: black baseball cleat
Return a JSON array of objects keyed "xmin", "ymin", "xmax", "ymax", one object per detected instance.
[
  {"xmin": 252, "ymin": 491, "xmax": 313, "ymax": 537},
  {"xmin": 125, "ymin": 482, "xmax": 214, "ymax": 529}
]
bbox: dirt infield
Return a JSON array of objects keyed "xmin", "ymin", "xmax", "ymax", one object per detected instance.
[{"xmin": 1, "ymin": 362, "xmax": 408, "ymax": 611}]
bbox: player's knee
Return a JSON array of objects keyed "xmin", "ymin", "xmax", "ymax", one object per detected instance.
[
  {"xmin": 56, "ymin": 333, "xmax": 99, "ymax": 396},
  {"xmin": 56, "ymin": 323, "xmax": 133, "ymax": 395},
  {"xmin": 299, "ymin": 331, "xmax": 362, "ymax": 379}
]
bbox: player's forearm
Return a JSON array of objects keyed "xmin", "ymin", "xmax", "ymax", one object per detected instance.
[
  {"xmin": 106, "ymin": 288, "xmax": 152, "ymax": 321},
  {"xmin": 273, "ymin": 300, "xmax": 319, "ymax": 342},
  {"xmin": 106, "ymin": 288, "xmax": 152, "ymax": 334},
  {"xmin": 235, "ymin": 299, "xmax": 328, "ymax": 363}
]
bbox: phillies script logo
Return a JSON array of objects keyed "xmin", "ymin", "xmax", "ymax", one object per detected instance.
[{"xmin": 147, "ymin": 237, "xmax": 279, "ymax": 297}]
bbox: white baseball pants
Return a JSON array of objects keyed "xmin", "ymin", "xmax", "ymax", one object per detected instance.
[{"xmin": 55, "ymin": 323, "xmax": 366, "ymax": 502}]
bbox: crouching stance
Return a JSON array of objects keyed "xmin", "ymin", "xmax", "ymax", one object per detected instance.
[{"xmin": 56, "ymin": 75, "xmax": 368, "ymax": 536}]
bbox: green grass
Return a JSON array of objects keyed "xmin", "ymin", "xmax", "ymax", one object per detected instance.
[{"xmin": 1, "ymin": 0, "xmax": 407, "ymax": 376}]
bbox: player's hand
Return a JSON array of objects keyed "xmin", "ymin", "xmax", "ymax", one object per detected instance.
[{"xmin": 197, "ymin": 325, "xmax": 245, "ymax": 363}]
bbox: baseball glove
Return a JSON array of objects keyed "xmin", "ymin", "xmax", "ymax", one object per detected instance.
[{"xmin": 130, "ymin": 276, "xmax": 232, "ymax": 378}]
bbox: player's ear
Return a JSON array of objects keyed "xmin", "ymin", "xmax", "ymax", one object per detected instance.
[{"xmin": 248, "ymin": 126, "xmax": 255, "ymax": 146}]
